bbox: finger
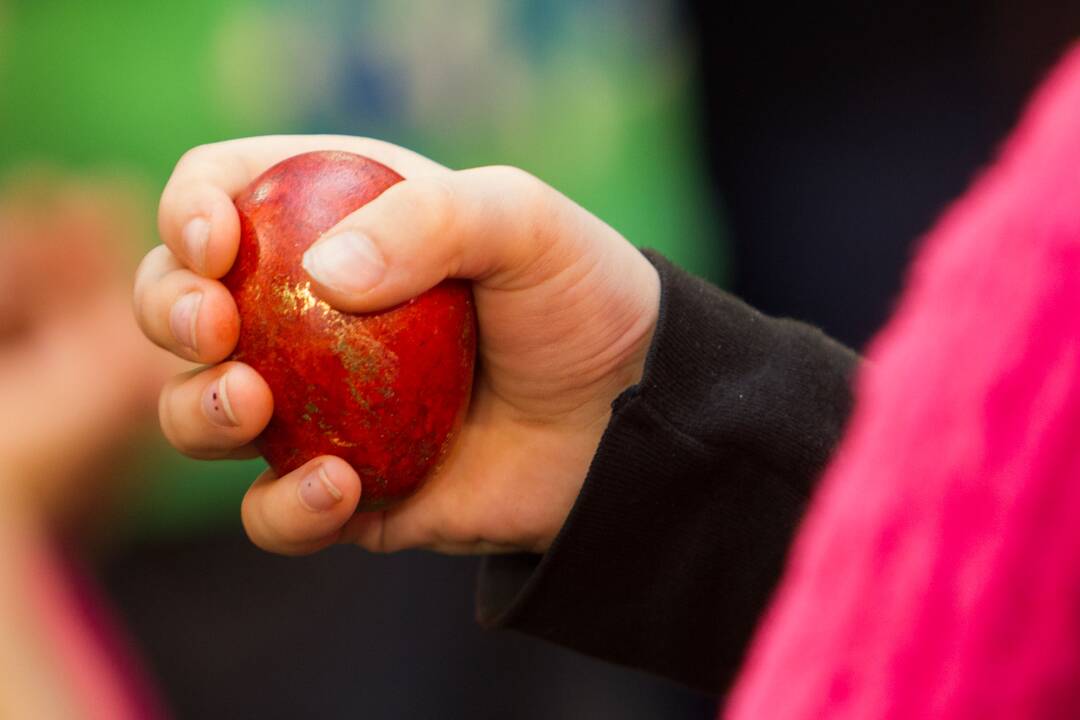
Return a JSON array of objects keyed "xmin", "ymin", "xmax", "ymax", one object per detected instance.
[
  {"xmin": 158, "ymin": 135, "xmax": 447, "ymax": 278},
  {"xmin": 134, "ymin": 245, "xmax": 239, "ymax": 363},
  {"xmin": 339, "ymin": 509, "xmax": 519, "ymax": 556},
  {"xmin": 158, "ymin": 362, "xmax": 273, "ymax": 459},
  {"xmin": 298, "ymin": 165, "xmax": 609, "ymax": 312},
  {"xmin": 241, "ymin": 456, "xmax": 361, "ymax": 556},
  {"xmin": 335, "ymin": 442, "xmax": 476, "ymax": 555},
  {"xmin": 338, "ymin": 484, "xmax": 526, "ymax": 555}
]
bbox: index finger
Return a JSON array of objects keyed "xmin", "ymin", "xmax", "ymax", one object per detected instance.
[{"xmin": 158, "ymin": 135, "xmax": 449, "ymax": 278}]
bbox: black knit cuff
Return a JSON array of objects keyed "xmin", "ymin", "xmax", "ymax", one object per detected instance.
[
  {"xmin": 474, "ymin": 249, "xmax": 856, "ymax": 692},
  {"xmin": 474, "ymin": 249, "xmax": 677, "ymax": 630}
]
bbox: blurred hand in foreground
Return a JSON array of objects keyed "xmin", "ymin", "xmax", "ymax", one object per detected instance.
[{"xmin": 0, "ymin": 172, "xmax": 179, "ymax": 528}]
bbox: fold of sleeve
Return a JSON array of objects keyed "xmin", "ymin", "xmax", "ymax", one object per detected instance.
[{"xmin": 475, "ymin": 250, "xmax": 858, "ymax": 694}]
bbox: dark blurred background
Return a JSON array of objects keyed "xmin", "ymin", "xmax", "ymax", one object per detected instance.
[
  {"xmin": 689, "ymin": 1, "xmax": 1080, "ymax": 350},
  {"xmin": 2, "ymin": 0, "xmax": 1079, "ymax": 717}
]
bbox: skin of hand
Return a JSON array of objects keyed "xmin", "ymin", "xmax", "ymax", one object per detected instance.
[
  {"xmin": 0, "ymin": 511, "xmax": 81, "ymax": 720},
  {"xmin": 0, "ymin": 175, "xmax": 183, "ymax": 718},
  {"xmin": 0, "ymin": 174, "xmax": 180, "ymax": 528},
  {"xmin": 134, "ymin": 135, "xmax": 660, "ymax": 557}
]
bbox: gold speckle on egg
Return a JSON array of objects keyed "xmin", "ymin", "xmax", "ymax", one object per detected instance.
[{"xmin": 275, "ymin": 281, "xmax": 323, "ymax": 315}]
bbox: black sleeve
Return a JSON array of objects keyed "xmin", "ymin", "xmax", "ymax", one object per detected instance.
[{"xmin": 475, "ymin": 250, "xmax": 858, "ymax": 695}]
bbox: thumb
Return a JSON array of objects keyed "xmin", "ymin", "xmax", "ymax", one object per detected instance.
[{"xmin": 300, "ymin": 165, "xmax": 578, "ymax": 312}]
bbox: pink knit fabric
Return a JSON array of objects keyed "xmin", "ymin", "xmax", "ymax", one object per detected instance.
[{"xmin": 727, "ymin": 44, "xmax": 1080, "ymax": 719}]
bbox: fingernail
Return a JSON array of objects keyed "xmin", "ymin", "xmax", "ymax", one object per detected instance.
[
  {"xmin": 298, "ymin": 465, "xmax": 343, "ymax": 512},
  {"xmin": 183, "ymin": 217, "xmax": 210, "ymax": 272},
  {"xmin": 302, "ymin": 231, "xmax": 385, "ymax": 295},
  {"xmin": 169, "ymin": 291, "xmax": 202, "ymax": 353},
  {"xmin": 202, "ymin": 373, "xmax": 239, "ymax": 427}
]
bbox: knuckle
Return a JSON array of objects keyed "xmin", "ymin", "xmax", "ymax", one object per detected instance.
[
  {"xmin": 173, "ymin": 143, "xmax": 216, "ymax": 175},
  {"xmin": 484, "ymin": 165, "xmax": 555, "ymax": 246},
  {"xmin": 394, "ymin": 175, "xmax": 461, "ymax": 274},
  {"xmin": 160, "ymin": 142, "xmax": 236, "ymax": 221},
  {"xmin": 488, "ymin": 165, "xmax": 548, "ymax": 206},
  {"xmin": 483, "ymin": 166, "xmax": 560, "ymax": 271},
  {"xmin": 407, "ymin": 175, "xmax": 456, "ymax": 232}
]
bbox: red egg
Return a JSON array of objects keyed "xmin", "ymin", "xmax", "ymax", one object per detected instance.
[{"xmin": 223, "ymin": 151, "xmax": 475, "ymax": 510}]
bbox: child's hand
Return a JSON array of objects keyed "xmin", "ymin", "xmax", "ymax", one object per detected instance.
[{"xmin": 133, "ymin": 135, "xmax": 659, "ymax": 556}]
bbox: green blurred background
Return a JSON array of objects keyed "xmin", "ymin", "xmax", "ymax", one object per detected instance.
[{"xmin": 0, "ymin": 0, "xmax": 724, "ymax": 539}]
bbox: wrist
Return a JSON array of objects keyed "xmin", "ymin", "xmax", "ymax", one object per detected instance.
[{"xmin": 531, "ymin": 257, "xmax": 660, "ymax": 554}]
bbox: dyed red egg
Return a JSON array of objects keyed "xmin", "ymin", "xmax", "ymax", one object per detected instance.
[{"xmin": 223, "ymin": 151, "xmax": 476, "ymax": 510}]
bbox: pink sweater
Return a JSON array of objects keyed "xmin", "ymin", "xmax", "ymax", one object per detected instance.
[{"xmin": 728, "ymin": 43, "xmax": 1080, "ymax": 718}]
